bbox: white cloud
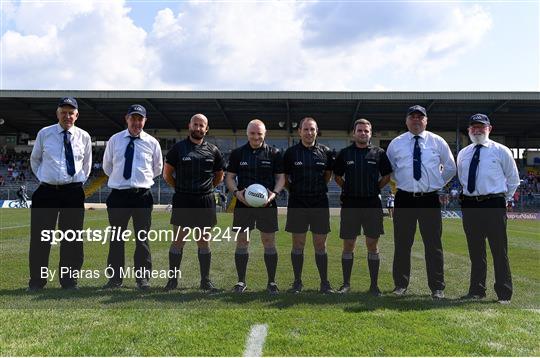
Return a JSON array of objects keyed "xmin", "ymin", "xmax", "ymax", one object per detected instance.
[
  {"xmin": 0, "ymin": 0, "xmax": 494, "ymax": 90},
  {"xmin": 1, "ymin": 0, "xmax": 160, "ymax": 89}
]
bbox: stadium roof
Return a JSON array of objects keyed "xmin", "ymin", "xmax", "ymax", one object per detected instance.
[{"xmin": 1, "ymin": 90, "xmax": 539, "ymax": 145}]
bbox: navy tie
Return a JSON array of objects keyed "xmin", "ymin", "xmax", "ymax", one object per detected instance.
[
  {"xmin": 123, "ymin": 136, "xmax": 138, "ymax": 180},
  {"xmin": 63, "ymin": 130, "xmax": 75, "ymax": 176},
  {"xmin": 413, "ymin": 135, "xmax": 421, "ymax": 180},
  {"xmin": 467, "ymin": 145, "xmax": 482, "ymax": 193}
]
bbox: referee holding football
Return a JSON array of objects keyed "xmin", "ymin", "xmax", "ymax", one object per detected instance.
[
  {"xmin": 283, "ymin": 117, "xmax": 335, "ymax": 294},
  {"xmin": 162, "ymin": 114, "xmax": 225, "ymax": 292},
  {"xmin": 333, "ymin": 118, "xmax": 392, "ymax": 296},
  {"xmin": 386, "ymin": 105, "xmax": 456, "ymax": 299},
  {"xmin": 28, "ymin": 97, "xmax": 92, "ymax": 291},
  {"xmin": 102, "ymin": 104, "xmax": 163, "ymax": 290},
  {"xmin": 225, "ymin": 119, "xmax": 285, "ymax": 294}
]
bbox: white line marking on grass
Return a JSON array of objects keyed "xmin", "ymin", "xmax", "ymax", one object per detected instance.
[
  {"xmin": 0, "ymin": 218, "xmax": 103, "ymax": 230},
  {"xmin": 243, "ymin": 324, "xmax": 268, "ymax": 357}
]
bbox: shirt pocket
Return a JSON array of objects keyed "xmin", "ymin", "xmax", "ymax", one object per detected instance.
[{"xmin": 71, "ymin": 141, "xmax": 87, "ymax": 162}]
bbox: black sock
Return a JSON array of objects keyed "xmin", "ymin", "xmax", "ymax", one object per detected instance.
[
  {"xmin": 291, "ymin": 249, "xmax": 304, "ymax": 282},
  {"xmin": 235, "ymin": 248, "xmax": 249, "ymax": 283},
  {"xmin": 169, "ymin": 247, "xmax": 183, "ymax": 279},
  {"xmin": 368, "ymin": 252, "xmax": 380, "ymax": 287},
  {"xmin": 342, "ymin": 252, "xmax": 354, "ymax": 285},
  {"xmin": 315, "ymin": 251, "xmax": 328, "ymax": 283},
  {"xmin": 264, "ymin": 247, "xmax": 278, "ymax": 283},
  {"xmin": 198, "ymin": 248, "xmax": 211, "ymax": 282}
]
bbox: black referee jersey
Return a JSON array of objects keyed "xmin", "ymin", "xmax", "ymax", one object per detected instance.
[
  {"xmin": 165, "ymin": 137, "xmax": 225, "ymax": 194},
  {"xmin": 227, "ymin": 142, "xmax": 284, "ymax": 190},
  {"xmin": 283, "ymin": 142, "xmax": 334, "ymax": 196},
  {"xmin": 334, "ymin": 144, "xmax": 392, "ymax": 197}
]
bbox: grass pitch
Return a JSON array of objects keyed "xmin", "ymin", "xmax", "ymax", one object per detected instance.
[{"xmin": 0, "ymin": 209, "xmax": 539, "ymax": 356}]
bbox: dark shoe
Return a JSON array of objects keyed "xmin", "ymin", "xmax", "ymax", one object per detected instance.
[
  {"xmin": 164, "ymin": 278, "xmax": 178, "ymax": 291},
  {"xmin": 431, "ymin": 290, "xmax": 445, "ymax": 300},
  {"xmin": 232, "ymin": 281, "xmax": 247, "ymax": 293},
  {"xmin": 392, "ymin": 287, "xmax": 407, "ymax": 296},
  {"xmin": 460, "ymin": 293, "xmax": 486, "ymax": 300},
  {"xmin": 287, "ymin": 280, "xmax": 303, "ymax": 294},
  {"xmin": 136, "ymin": 278, "xmax": 150, "ymax": 291},
  {"xmin": 319, "ymin": 281, "xmax": 335, "ymax": 294},
  {"xmin": 267, "ymin": 282, "xmax": 279, "ymax": 295},
  {"xmin": 26, "ymin": 285, "xmax": 43, "ymax": 292},
  {"xmin": 62, "ymin": 284, "xmax": 79, "ymax": 291},
  {"xmin": 102, "ymin": 279, "xmax": 123, "ymax": 289},
  {"xmin": 200, "ymin": 279, "xmax": 219, "ymax": 293},
  {"xmin": 369, "ymin": 285, "xmax": 382, "ymax": 297},
  {"xmin": 337, "ymin": 284, "xmax": 351, "ymax": 294}
]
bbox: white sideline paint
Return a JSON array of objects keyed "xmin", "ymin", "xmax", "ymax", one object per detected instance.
[{"xmin": 243, "ymin": 324, "xmax": 268, "ymax": 357}]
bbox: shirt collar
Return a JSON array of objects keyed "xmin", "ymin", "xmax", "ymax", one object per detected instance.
[
  {"xmin": 300, "ymin": 141, "xmax": 318, "ymax": 150},
  {"xmin": 56, "ymin": 123, "xmax": 75, "ymax": 134},
  {"xmin": 407, "ymin": 130, "xmax": 427, "ymax": 140},
  {"xmin": 475, "ymin": 139, "xmax": 492, "ymax": 148},
  {"xmin": 123, "ymin": 129, "xmax": 147, "ymax": 139},
  {"xmin": 186, "ymin": 136, "xmax": 206, "ymax": 147}
]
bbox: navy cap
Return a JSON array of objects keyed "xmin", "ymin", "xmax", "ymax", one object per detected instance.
[
  {"xmin": 127, "ymin": 104, "xmax": 147, "ymax": 117},
  {"xmin": 469, "ymin": 113, "xmax": 490, "ymax": 125},
  {"xmin": 58, "ymin": 97, "xmax": 78, "ymax": 109},
  {"xmin": 407, "ymin": 105, "xmax": 427, "ymax": 116}
]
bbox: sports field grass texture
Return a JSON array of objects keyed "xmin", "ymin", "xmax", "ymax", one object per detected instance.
[{"xmin": 0, "ymin": 209, "xmax": 539, "ymax": 356}]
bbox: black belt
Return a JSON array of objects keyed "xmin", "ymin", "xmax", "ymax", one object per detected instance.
[
  {"xmin": 41, "ymin": 182, "xmax": 82, "ymax": 190},
  {"xmin": 460, "ymin": 193, "xmax": 505, "ymax": 202},
  {"xmin": 398, "ymin": 190, "xmax": 438, "ymax": 198},
  {"xmin": 113, "ymin": 188, "xmax": 149, "ymax": 194}
]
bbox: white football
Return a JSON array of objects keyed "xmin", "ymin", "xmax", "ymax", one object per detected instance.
[{"xmin": 244, "ymin": 183, "xmax": 268, "ymax": 207}]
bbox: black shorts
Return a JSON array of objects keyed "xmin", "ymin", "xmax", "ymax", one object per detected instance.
[
  {"xmin": 170, "ymin": 192, "xmax": 217, "ymax": 228},
  {"xmin": 340, "ymin": 196, "xmax": 384, "ymax": 240},
  {"xmin": 233, "ymin": 199, "xmax": 279, "ymax": 232},
  {"xmin": 285, "ymin": 195, "xmax": 330, "ymax": 234}
]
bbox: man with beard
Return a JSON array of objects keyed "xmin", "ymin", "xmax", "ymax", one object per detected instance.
[
  {"xmin": 386, "ymin": 105, "xmax": 456, "ymax": 299},
  {"xmin": 163, "ymin": 114, "xmax": 225, "ymax": 292},
  {"xmin": 102, "ymin": 104, "xmax": 163, "ymax": 290},
  {"xmin": 457, "ymin": 114, "xmax": 519, "ymax": 304},
  {"xmin": 226, "ymin": 119, "xmax": 285, "ymax": 294},
  {"xmin": 283, "ymin": 117, "xmax": 335, "ymax": 294},
  {"xmin": 333, "ymin": 119, "xmax": 392, "ymax": 296}
]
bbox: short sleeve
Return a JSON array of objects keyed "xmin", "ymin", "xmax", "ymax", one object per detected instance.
[
  {"xmin": 165, "ymin": 143, "xmax": 179, "ymax": 167},
  {"xmin": 273, "ymin": 149, "xmax": 284, "ymax": 174},
  {"xmin": 379, "ymin": 150, "xmax": 393, "ymax": 176},
  {"xmin": 213, "ymin": 147, "xmax": 225, "ymax": 172},
  {"xmin": 226, "ymin": 148, "xmax": 240, "ymax": 173},
  {"xmin": 333, "ymin": 149, "xmax": 346, "ymax": 176},
  {"xmin": 283, "ymin": 148, "xmax": 293, "ymax": 175}
]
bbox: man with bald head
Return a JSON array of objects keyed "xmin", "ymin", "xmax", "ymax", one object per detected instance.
[
  {"xmin": 162, "ymin": 114, "xmax": 225, "ymax": 292},
  {"xmin": 226, "ymin": 119, "xmax": 285, "ymax": 294}
]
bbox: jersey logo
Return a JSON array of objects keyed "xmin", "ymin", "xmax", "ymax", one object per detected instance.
[
  {"xmin": 316, "ymin": 161, "xmax": 325, "ymax": 165},
  {"xmin": 240, "ymin": 161, "xmax": 248, "ymax": 166},
  {"xmin": 367, "ymin": 160, "xmax": 376, "ymax": 164},
  {"xmin": 261, "ymin": 160, "xmax": 271, "ymax": 165},
  {"xmin": 346, "ymin": 160, "xmax": 354, "ymax": 165},
  {"xmin": 294, "ymin": 161, "xmax": 303, "ymax": 166},
  {"xmin": 182, "ymin": 157, "xmax": 192, "ymax": 161},
  {"xmin": 205, "ymin": 159, "xmax": 214, "ymax": 162}
]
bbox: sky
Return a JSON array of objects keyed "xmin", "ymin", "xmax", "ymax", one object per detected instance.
[{"xmin": 0, "ymin": 0, "xmax": 538, "ymax": 91}]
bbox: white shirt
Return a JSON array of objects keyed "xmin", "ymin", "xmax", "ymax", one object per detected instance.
[
  {"xmin": 30, "ymin": 123, "xmax": 92, "ymax": 185},
  {"xmin": 103, "ymin": 129, "xmax": 163, "ymax": 189},
  {"xmin": 457, "ymin": 139, "xmax": 520, "ymax": 200},
  {"xmin": 387, "ymin": 130, "xmax": 456, "ymax": 193}
]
